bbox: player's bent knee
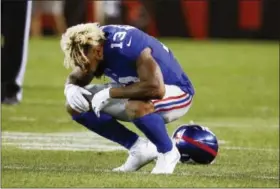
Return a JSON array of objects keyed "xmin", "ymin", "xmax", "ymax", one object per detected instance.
[
  {"xmin": 125, "ymin": 100, "xmax": 155, "ymax": 120},
  {"xmin": 65, "ymin": 102, "xmax": 80, "ymax": 117}
]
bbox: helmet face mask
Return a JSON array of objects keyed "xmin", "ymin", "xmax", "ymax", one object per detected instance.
[{"xmin": 172, "ymin": 124, "xmax": 219, "ymax": 164}]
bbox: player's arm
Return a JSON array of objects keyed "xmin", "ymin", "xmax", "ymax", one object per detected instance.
[
  {"xmin": 110, "ymin": 48, "xmax": 165, "ymax": 100},
  {"xmin": 65, "ymin": 66, "xmax": 94, "ymax": 87}
]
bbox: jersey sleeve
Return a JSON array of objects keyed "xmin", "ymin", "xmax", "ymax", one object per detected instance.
[{"xmin": 121, "ymin": 29, "xmax": 147, "ymax": 61}]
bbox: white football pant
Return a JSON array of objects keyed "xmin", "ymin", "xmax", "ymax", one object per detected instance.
[{"xmin": 85, "ymin": 83, "xmax": 193, "ymax": 123}]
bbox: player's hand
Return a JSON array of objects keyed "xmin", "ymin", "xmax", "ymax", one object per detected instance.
[
  {"xmin": 91, "ymin": 88, "xmax": 111, "ymax": 117},
  {"xmin": 64, "ymin": 84, "xmax": 92, "ymax": 113}
]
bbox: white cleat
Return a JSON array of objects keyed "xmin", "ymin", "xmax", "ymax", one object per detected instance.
[
  {"xmin": 151, "ymin": 145, "xmax": 180, "ymax": 174},
  {"xmin": 112, "ymin": 137, "xmax": 158, "ymax": 172}
]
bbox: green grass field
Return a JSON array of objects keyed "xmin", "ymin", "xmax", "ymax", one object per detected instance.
[{"xmin": 1, "ymin": 37, "xmax": 279, "ymax": 188}]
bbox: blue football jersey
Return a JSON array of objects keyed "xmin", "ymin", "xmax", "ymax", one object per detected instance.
[{"xmin": 100, "ymin": 25, "xmax": 195, "ymax": 96}]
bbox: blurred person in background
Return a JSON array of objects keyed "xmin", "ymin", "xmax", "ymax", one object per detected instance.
[
  {"xmin": 31, "ymin": 0, "xmax": 66, "ymax": 37},
  {"xmin": 94, "ymin": 1, "xmax": 149, "ymax": 31},
  {"xmin": 122, "ymin": 1, "xmax": 150, "ymax": 32},
  {"xmin": 1, "ymin": 0, "xmax": 32, "ymax": 105},
  {"xmin": 92, "ymin": 1, "xmax": 123, "ymax": 26},
  {"xmin": 103, "ymin": 1, "xmax": 123, "ymax": 25},
  {"xmin": 64, "ymin": 0, "xmax": 87, "ymax": 28}
]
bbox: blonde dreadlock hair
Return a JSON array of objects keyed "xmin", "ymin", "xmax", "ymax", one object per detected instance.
[{"xmin": 60, "ymin": 23, "xmax": 105, "ymax": 70}]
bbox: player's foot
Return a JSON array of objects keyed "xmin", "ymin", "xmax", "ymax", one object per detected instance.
[
  {"xmin": 112, "ymin": 137, "xmax": 158, "ymax": 172},
  {"xmin": 1, "ymin": 96, "xmax": 19, "ymax": 105},
  {"xmin": 151, "ymin": 144, "xmax": 180, "ymax": 174}
]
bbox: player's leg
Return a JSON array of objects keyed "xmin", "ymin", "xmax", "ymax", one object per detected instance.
[
  {"xmin": 84, "ymin": 83, "xmax": 131, "ymax": 122},
  {"xmin": 152, "ymin": 85, "xmax": 193, "ymax": 123},
  {"xmin": 112, "ymin": 100, "xmax": 163, "ymax": 172},
  {"xmin": 1, "ymin": 0, "xmax": 32, "ymax": 104},
  {"xmin": 66, "ymin": 104, "xmax": 139, "ymax": 149},
  {"xmin": 81, "ymin": 83, "xmax": 192, "ymax": 173},
  {"xmin": 87, "ymin": 83, "xmax": 187, "ymax": 173},
  {"xmin": 127, "ymin": 101, "xmax": 174, "ymax": 154},
  {"xmin": 85, "ymin": 84, "xmax": 193, "ymax": 124},
  {"xmin": 116, "ymin": 85, "xmax": 193, "ymax": 174},
  {"xmin": 150, "ymin": 85, "xmax": 193, "ymax": 173},
  {"xmin": 121, "ymin": 100, "xmax": 180, "ymax": 174},
  {"xmin": 67, "ymin": 103, "xmax": 158, "ymax": 171},
  {"xmin": 66, "ymin": 82, "xmax": 137, "ymax": 149},
  {"xmin": 86, "ymin": 84, "xmax": 173, "ymax": 151},
  {"xmin": 84, "ymin": 83, "xmax": 158, "ymax": 171}
]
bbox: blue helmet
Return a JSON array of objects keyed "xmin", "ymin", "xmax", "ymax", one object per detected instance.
[{"xmin": 172, "ymin": 124, "xmax": 219, "ymax": 164}]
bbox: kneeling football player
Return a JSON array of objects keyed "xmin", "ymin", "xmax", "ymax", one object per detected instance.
[{"xmin": 61, "ymin": 23, "xmax": 195, "ymax": 174}]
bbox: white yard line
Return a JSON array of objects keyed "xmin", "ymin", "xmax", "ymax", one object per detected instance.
[
  {"xmin": 24, "ymin": 99, "xmax": 64, "ymax": 105},
  {"xmin": 172, "ymin": 120, "xmax": 279, "ymax": 129},
  {"xmin": 222, "ymin": 146, "xmax": 279, "ymax": 152},
  {"xmin": 3, "ymin": 165, "xmax": 278, "ymax": 180},
  {"xmin": 2, "ymin": 131, "xmax": 278, "ymax": 152},
  {"xmin": 3, "ymin": 142, "xmax": 124, "ymax": 150},
  {"xmin": 5, "ymin": 114, "xmax": 279, "ymax": 129},
  {"xmin": 8, "ymin": 116, "xmax": 37, "ymax": 122},
  {"xmin": 7, "ymin": 117, "xmax": 72, "ymax": 123}
]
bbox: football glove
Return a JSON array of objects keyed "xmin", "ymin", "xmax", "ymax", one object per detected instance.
[
  {"xmin": 64, "ymin": 84, "xmax": 92, "ymax": 113},
  {"xmin": 91, "ymin": 87, "xmax": 111, "ymax": 117}
]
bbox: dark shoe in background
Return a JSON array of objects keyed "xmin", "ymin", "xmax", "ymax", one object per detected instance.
[{"xmin": 1, "ymin": 82, "xmax": 20, "ymax": 105}]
